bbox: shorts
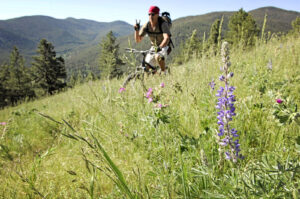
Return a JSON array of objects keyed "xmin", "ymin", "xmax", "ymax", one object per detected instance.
[{"xmin": 145, "ymin": 46, "xmax": 169, "ymax": 67}]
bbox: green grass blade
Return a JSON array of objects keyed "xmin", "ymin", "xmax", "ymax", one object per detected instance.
[{"xmin": 89, "ymin": 132, "xmax": 135, "ymax": 199}]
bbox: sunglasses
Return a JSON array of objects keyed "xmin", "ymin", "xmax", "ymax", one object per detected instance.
[{"xmin": 148, "ymin": 13, "xmax": 156, "ymax": 16}]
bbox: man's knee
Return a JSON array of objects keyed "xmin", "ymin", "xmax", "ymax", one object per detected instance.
[{"xmin": 155, "ymin": 54, "xmax": 165, "ymax": 62}]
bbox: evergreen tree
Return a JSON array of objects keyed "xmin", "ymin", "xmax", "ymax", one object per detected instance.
[
  {"xmin": 6, "ymin": 47, "xmax": 35, "ymax": 104},
  {"xmin": 184, "ymin": 29, "xmax": 202, "ymax": 61},
  {"xmin": 226, "ymin": 8, "xmax": 259, "ymax": 47},
  {"xmin": 99, "ymin": 31, "xmax": 123, "ymax": 79},
  {"xmin": 76, "ymin": 71, "xmax": 83, "ymax": 85},
  {"xmin": 0, "ymin": 47, "xmax": 35, "ymax": 107},
  {"xmin": 208, "ymin": 17, "xmax": 223, "ymax": 54},
  {"xmin": 0, "ymin": 63, "xmax": 10, "ymax": 107},
  {"xmin": 32, "ymin": 39, "xmax": 67, "ymax": 95},
  {"xmin": 208, "ymin": 19, "xmax": 221, "ymax": 47},
  {"xmin": 291, "ymin": 17, "xmax": 300, "ymax": 35},
  {"xmin": 86, "ymin": 71, "xmax": 96, "ymax": 82},
  {"xmin": 68, "ymin": 72, "xmax": 77, "ymax": 88}
]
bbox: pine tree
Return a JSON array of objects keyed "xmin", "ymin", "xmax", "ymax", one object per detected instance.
[
  {"xmin": 0, "ymin": 47, "xmax": 35, "ymax": 107},
  {"xmin": 32, "ymin": 39, "xmax": 67, "ymax": 95},
  {"xmin": 208, "ymin": 19, "xmax": 221, "ymax": 47},
  {"xmin": 291, "ymin": 16, "xmax": 300, "ymax": 35},
  {"xmin": 208, "ymin": 16, "xmax": 224, "ymax": 54},
  {"xmin": 0, "ymin": 63, "xmax": 10, "ymax": 107},
  {"xmin": 76, "ymin": 71, "xmax": 83, "ymax": 85},
  {"xmin": 7, "ymin": 47, "xmax": 35, "ymax": 104},
  {"xmin": 86, "ymin": 71, "xmax": 96, "ymax": 82},
  {"xmin": 99, "ymin": 31, "xmax": 123, "ymax": 79},
  {"xmin": 68, "ymin": 72, "xmax": 77, "ymax": 88},
  {"xmin": 226, "ymin": 8, "xmax": 259, "ymax": 47},
  {"xmin": 184, "ymin": 29, "xmax": 201, "ymax": 61}
]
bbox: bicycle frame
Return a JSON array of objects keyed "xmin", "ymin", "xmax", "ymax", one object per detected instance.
[
  {"xmin": 122, "ymin": 48, "xmax": 159, "ymax": 89},
  {"xmin": 125, "ymin": 48, "xmax": 158, "ymax": 73},
  {"xmin": 141, "ymin": 52, "xmax": 157, "ymax": 72}
]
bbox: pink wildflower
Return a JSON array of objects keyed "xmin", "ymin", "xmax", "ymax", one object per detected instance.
[
  {"xmin": 0, "ymin": 122, "xmax": 6, "ymax": 126},
  {"xmin": 146, "ymin": 88, "xmax": 153, "ymax": 98},
  {"xmin": 148, "ymin": 98, "xmax": 153, "ymax": 103},
  {"xmin": 119, "ymin": 87, "xmax": 125, "ymax": 93},
  {"xmin": 276, "ymin": 99, "xmax": 283, "ymax": 104},
  {"xmin": 160, "ymin": 82, "xmax": 165, "ymax": 88},
  {"xmin": 155, "ymin": 104, "xmax": 169, "ymax": 108}
]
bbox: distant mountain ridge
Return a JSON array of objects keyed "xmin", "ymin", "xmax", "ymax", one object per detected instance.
[
  {"xmin": 250, "ymin": 7, "xmax": 299, "ymax": 33},
  {"xmin": 0, "ymin": 15, "xmax": 133, "ymax": 64}
]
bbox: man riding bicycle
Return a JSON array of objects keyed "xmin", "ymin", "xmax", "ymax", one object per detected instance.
[{"xmin": 134, "ymin": 6, "xmax": 171, "ymax": 73}]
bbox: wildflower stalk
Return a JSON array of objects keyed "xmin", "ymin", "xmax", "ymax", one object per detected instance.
[
  {"xmin": 217, "ymin": 15, "xmax": 224, "ymax": 50},
  {"xmin": 202, "ymin": 32, "xmax": 206, "ymax": 55},
  {"xmin": 216, "ymin": 41, "xmax": 243, "ymax": 163},
  {"xmin": 261, "ymin": 14, "xmax": 268, "ymax": 43}
]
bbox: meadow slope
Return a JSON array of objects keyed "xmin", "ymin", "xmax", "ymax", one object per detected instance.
[{"xmin": 0, "ymin": 35, "xmax": 299, "ymax": 198}]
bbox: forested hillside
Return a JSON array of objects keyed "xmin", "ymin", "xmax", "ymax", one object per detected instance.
[{"xmin": 0, "ymin": 16, "xmax": 133, "ymax": 64}]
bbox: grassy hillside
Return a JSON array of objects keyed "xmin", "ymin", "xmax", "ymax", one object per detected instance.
[{"xmin": 0, "ymin": 34, "xmax": 299, "ymax": 198}]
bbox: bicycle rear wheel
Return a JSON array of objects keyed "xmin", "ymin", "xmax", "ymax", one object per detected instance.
[{"xmin": 122, "ymin": 72, "xmax": 137, "ymax": 88}]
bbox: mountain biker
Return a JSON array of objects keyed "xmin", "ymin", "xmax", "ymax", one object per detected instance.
[{"xmin": 134, "ymin": 6, "xmax": 171, "ymax": 73}]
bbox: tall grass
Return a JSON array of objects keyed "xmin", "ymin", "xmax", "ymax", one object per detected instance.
[{"xmin": 0, "ymin": 35, "xmax": 299, "ymax": 198}]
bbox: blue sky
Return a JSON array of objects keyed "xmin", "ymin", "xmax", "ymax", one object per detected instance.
[{"xmin": 1, "ymin": 0, "xmax": 299, "ymax": 24}]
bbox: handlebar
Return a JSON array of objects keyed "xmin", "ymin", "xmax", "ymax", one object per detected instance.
[{"xmin": 125, "ymin": 48, "xmax": 156, "ymax": 55}]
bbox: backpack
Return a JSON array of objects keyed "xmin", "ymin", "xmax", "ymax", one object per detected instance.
[
  {"xmin": 160, "ymin": 12, "xmax": 172, "ymax": 30},
  {"xmin": 145, "ymin": 12, "xmax": 174, "ymax": 54}
]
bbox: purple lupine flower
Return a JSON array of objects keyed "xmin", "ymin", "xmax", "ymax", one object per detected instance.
[
  {"xmin": 225, "ymin": 152, "xmax": 231, "ymax": 160},
  {"xmin": 209, "ymin": 80, "xmax": 215, "ymax": 90},
  {"xmin": 219, "ymin": 75, "xmax": 225, "ymax": 81},
  {"xmin": 216, "ymin": 87, "xmax": 224, "ymax": 97},
  {"xmin": 276, "ymin": 99, "xmax": 283, "ymax": 104},
  {"xmin": 227, "ymin": 72, "xmax": 234, "ymax": 78},
  {"xmin": 118, "ymin": 87, "xmax": 125, "ymax": 93},
  {"xmin": 216, "ymin": 42, "xmax": 243, "ymax": 162}
]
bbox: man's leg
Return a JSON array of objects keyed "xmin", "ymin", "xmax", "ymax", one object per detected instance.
[
  {"xmin": 155, "ymin": 54, "xmax": 166, "ymax": 72},
  {"xmin": 145, "ymin": 46, "xmax": 157, "ymax": 70}
]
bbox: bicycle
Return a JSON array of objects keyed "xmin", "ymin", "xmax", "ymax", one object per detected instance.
[{"xmin": 122, "ymin": 48, "xmax": 169, "ymax": 89}]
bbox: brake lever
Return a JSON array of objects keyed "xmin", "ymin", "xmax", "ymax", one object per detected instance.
[{"xmin": 125, "ymin": 48, "xmax": 135, "ymax": 53}]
